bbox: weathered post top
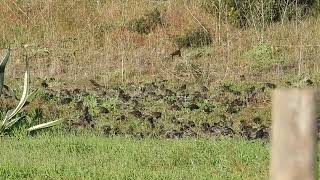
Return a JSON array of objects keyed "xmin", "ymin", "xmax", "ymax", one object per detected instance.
[{"xmin": 270, "ymin": 89, "xmax": 317, "ymax": 180}]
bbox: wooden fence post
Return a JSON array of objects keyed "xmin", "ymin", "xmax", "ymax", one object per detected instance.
[{"xmin": 270, "ymin": 89, "xmax": 317, "ymax": 180}]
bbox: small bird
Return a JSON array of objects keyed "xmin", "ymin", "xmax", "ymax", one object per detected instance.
[{"xmin": 170, "ymin": 49, "xmax": 182, "ymax": 59}]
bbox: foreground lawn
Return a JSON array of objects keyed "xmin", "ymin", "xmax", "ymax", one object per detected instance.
[{"xmin": 0, "ymin": 135, "xmax": 269, "ymax": 179}]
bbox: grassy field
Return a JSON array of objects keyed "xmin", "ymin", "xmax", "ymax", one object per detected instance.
[
  {"xmin": 1, "ymin": 1, "xmax": 320, "ymax": 179},
  {"xmin": 0, "ymin": 135, "xmax": 269, "ymax": 180}
]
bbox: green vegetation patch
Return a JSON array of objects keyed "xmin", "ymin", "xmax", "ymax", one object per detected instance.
[
  {"xmin": 0, "ymin": 135, "xmax": 270, "ymax": 179},
  {"xmin": 202, "ymin": 0, "xmax": 318, "ymax": 27},
  {"xmin": 1, "ymin": 78, "xmax": 275, "ymax": 140},
  {"xmin": 244, "ymin": 43, "xmax": 275, "ymax": 71}
]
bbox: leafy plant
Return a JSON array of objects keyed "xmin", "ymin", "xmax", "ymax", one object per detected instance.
[
  {"xmin": 0, "ymin": 48, "xmax": 10, "ymax": 95},
  {"xmin": 0, "ymin": 48, "xmax": 62, "ymax": 135},
  {"xmin": 244, "ymin": 43, "xmax": 275, "ymax": 71}
]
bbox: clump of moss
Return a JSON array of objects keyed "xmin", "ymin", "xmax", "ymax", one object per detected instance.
[
  {"xmin": 174, "ymin": 29, "xmax": 213, "ymax": 48},
  {"xmin": 127, "ymin": 9, "xmax": 164, "ymax": 34}
]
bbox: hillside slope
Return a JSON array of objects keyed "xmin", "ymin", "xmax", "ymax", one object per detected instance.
[{"xmin": 0, "ymin": 0, "xmax": 320, "ymax": 138}]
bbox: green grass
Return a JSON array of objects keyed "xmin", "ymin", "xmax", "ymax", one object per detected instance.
[{"xmin": 0, "ymin": 135, "xmax": 269, "ymax": 179}]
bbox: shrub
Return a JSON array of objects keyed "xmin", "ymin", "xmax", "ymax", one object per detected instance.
[
  {"xmin": 174, "ymin": 29, "xmax": 213, "ymax": 48},
  {"xmin": 244, "ymin": 43, "xmax": 275, "ymax": 70},
  {"xmin": 128, "ymin": 9, "xmax": 164, "ymax": 34},
  {"xmin": 201, "ymin": 0, "xmax": 317, "ymax": 28}
]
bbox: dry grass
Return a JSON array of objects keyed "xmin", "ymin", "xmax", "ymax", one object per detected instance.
[{"xmin": 0, "ymin": 0, "xmax": 320, "ymax": 88}]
